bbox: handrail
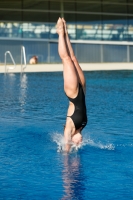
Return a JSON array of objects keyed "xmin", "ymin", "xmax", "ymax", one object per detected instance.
[
  {"xmin": 21, "ymin": 46, "xmax": 27, "ymax": 73},
  {"xmin": 5, "ymin": 51, "xmax": 16, "ymax": 74}
]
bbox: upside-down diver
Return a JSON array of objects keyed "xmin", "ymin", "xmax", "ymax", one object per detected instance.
[{"xmin": 56, "ymin": 17, "xmax": 87, "ymax": 152}]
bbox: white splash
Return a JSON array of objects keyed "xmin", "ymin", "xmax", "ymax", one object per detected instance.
[
  {"xmin": 82, "ymin": 136, "xmax": 115, "ymax": 150},
  {"xmin": 52, "ymin": 133, "xmax": 81, "ymax": 153},
  {"xmin": 52, "ymin": 132, "xmax": 115, "ymax": 153}
]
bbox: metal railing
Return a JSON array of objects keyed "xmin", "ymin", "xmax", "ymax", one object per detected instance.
[
  {"xmin": 5, "ymin": 51, "xmax": 16, "ymax": 74},
  {"xmin": 21, "ymin": 46, "xmax": 27, "ymax": 73},
  {"xmin": 4, "ymin": 46, "xmax": 27, "ymax": 73}
]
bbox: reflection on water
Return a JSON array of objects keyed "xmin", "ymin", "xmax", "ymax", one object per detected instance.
[
  {"xmin": 62, "ymin": 155, "xmax": 85, "ymax": 200},
  {"xmin": 19, "ymin": 74, "xmax": 27, "ymax": 113}
]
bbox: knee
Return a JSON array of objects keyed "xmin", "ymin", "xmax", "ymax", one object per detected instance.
[
  {"xmin": 61, "ymin": 54, "xmax": 72, "ymax": 62},
  {"xmin": 71, "ymin": 55, "xmax": 77, "ymax": 63}
]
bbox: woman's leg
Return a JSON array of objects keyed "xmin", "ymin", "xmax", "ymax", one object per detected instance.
[
  {"xmin": 62, "ymin": 18, "xmax": 86, "ymax": 93},
  {"xmin": 56, "ymin": 17, "xmax": 78, "ymax": 98},
  {"xmin": 61, "ymin": 19, "xmax": 84, "ymax": 147},
  {"xmin": 57, "ymin": 17, "xmax": 80, "ymax": 151}
]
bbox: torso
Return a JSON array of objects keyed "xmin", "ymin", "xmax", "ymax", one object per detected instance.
[{"xmin": 66, "ymin": 83, "xmax": 87, "ymax": 130}]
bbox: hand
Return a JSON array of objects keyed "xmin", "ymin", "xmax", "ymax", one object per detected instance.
[{"xmin": 72, "ymin": 133, "xmax": 82, "ymax": 145}]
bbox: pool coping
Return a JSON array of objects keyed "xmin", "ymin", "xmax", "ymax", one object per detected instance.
[{"xmin": 0, "ymin": 63, "xmax": 133, "ymax": 73}]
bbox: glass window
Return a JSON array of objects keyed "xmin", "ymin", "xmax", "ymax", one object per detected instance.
[
  {"xmin": 23, "ymin": 41, "xmax": 48, "ymax": 62},
  {"xmin": 50, "ymin": 13, "xmax": 60, "ymax": 23},
  {"xmin": 49, "ymin": 24, "xmax": 57, "ymax": 39},
  {"xmin": 64, "ymin": 2, "xmax": 75, "ymax": 12},
  {"xmin": 50, "ymin": 1, "xmax": 61, "ymax": 10},
  {"xmin": 102, "ymin": 3, "xmax": 127, "ymax": 14},
  {"xmin": 128, "ymin": 4, "xmax": 133, "ymax": 14},
  {"xmin": 64, "ymin": 13, "xmax": 76, "ymax": 22},
  {"xmin": 23, "ymin": 0, "xmax": 49, "ymax": 10},
  {"xmin": 103, "ymin": 45, "xmax": 127, "ymax": 62},
  {"xmin": 130, "ymin": 46, "xmax": 133, "ymax": 62},
  {"xmin": 0, "ymin": 22, "xmax": 22, "ymax": 38},
  {"xmin": 49, "ymin": 13, "xmax": 60, "ymax": 39},
  {"xmin": 76, "ymin": 43, "xmax": 101, "ymax": 63},
  {"xmin": 22, "ymin": 22, "xmax": 50, "ymax": 39},
  {"xmin": 128, "ymin": 16, "xmax": 133, "ymax": 41},
  {"xmin": 76, "ymin": 0, "xmax": 101, "ymax": 2},
  {"xmin": 0, "ymin": 10, "xmax": 22, "ymax": 21},
  {"xmin": 76, "ymin": 14, "xmax": 101, "ymax": 40},
  {"xmin": 76, "ymin": 13, "xmax": 101, "ymax": 24},
  {"xmin": 64, "ymin": 13, "xmax": 76, "ymax": 39},
  {"xmin": 23, "ymin": 11, "xmax": 49, "ymax": 22},
  {"xmin": 128, "ymin": 0, "xmax": 133, "ymax": 3},
  {"xmin": 0, "ymin": 0, "xmax": 22, "ymax": 9},
  {"xmin": 102, "ymin": 15, "xmax": 128, "ymax": 41},
  {"xmin": 0, "ymin": 40, "xmax": 22, "ymax": 63},
  {"xmin": 50, "ymin": 43, "xmax": 61, "ymax": 63},
  {"xmin": 76, "ymin": 2, "xmax": 101, "ymax": 12},
  {"xmin": 102, "ymin": 0, "xmax": 127, "ymax": 2}
]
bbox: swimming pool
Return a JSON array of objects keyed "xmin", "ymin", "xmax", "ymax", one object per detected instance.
[{"xmin": 0, "ymin": 71, "xmax": 133, "ymax": 200}]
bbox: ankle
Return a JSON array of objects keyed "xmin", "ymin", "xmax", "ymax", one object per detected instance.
[{"xmin": 56, "ymin": 28, "xmax": 64, "ymax": 35}]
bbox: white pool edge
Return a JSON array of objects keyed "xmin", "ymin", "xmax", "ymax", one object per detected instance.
[{"xmin": 0, "ymin": 63, "xmax": 133, "ymax": 73}]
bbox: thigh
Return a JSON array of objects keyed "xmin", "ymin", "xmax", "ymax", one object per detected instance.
[
  {"xmin": 72, "ymin": 56, "xmax": 86, "ymax": 91},
  {"xmin": 63, "ymin": 57, "xmax": 79, "ymax": 98}
]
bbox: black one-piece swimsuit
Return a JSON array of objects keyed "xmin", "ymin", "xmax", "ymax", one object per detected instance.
[{"xmin": 66, "ymin": 83, "xmax": 87, "ymax": 130}]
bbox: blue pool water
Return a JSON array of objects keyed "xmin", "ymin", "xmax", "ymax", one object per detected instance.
[{"xmin": 0, "ymin": 71, "xmax": 133, "ymax": 200}]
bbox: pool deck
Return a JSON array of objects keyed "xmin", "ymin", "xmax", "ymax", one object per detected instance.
[{"xmin": 0, "ymin": 63, "xmax": 133, "ymax": 73}]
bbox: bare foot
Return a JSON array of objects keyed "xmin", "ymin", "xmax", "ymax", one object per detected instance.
[
  {"xmin": 62, "ymin": 18, "xmax": 67, "ymax": 34},
  {"xmin": 56, "ymin": 17, "xmax": 64, "ymax": 35}
]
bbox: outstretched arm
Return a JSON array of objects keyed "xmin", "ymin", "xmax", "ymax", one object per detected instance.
[{"xmin": 64, "ymin": 126, "xmax": 72, "ymax": 152}]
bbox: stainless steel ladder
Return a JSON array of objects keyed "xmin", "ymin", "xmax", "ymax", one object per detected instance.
[
  {"xmin": 21, "ymin": 46, "xmax": 27, "ymax": 73},
  {"xmin": 5, "ymin": 51, "xmax": 16, "ymax": 73},
  {"xmin": 5, "ymin": 46, "xmax": 27, "ymax": 74}
]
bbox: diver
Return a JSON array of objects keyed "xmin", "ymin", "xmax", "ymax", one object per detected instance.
[{"xmin": 56, "ymin": 18, "xmax": 87, "ymax": 152}]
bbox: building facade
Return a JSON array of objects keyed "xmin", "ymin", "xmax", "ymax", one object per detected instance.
[{"xmin": 0, "ymin": 0, "xmax": 133, "ymax": 64}]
